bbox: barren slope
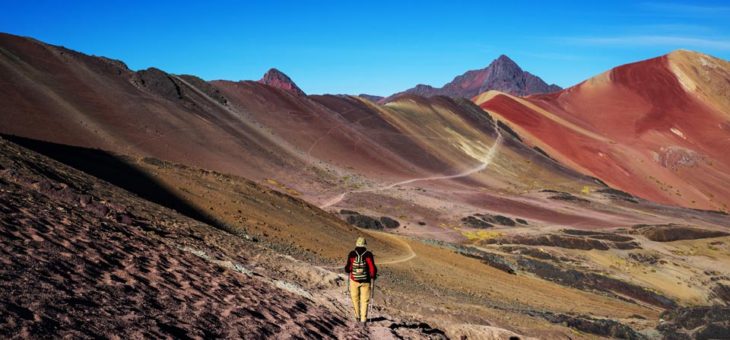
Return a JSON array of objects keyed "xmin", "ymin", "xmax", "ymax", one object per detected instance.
[
  {"xmin": 475, "ymin": 50, "xmax": 730, "ymax": 212},
  {"xmin": 0, "ymin": 32, "xmax": 324, "ymax": 191},
  {"xmin": 0, "ymin": 136, "xmax": 370, "ymax": 339}
]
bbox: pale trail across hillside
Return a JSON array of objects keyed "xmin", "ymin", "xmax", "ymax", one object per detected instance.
[{"xmin": 320, "ymin": 120, "xmax": 504, "ymax": 209}]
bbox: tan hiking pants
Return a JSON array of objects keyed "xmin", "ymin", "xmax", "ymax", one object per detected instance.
[{"xmin": 349, "ymin": 280, "xmax": 371, "ymax": 322}]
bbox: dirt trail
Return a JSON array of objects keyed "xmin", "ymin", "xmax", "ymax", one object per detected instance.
[
  {"xmin": 319, "ymin": 230, "xmax": 416, "ymax": 271},
  {"xmin": 367, "ymin": 231, "xmax": 417, "ymax": 265},
  {"xmin": 318, "ymin": 121, "xmax": 504, "ymax": 268},
  {"xmin": 320, "ymin": 120, "xmax": 504, "ymax": 209}
]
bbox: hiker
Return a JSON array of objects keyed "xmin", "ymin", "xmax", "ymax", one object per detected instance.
[{"xmin": 344, "ymin": 236, "xmax": 377, "ymax": 323}]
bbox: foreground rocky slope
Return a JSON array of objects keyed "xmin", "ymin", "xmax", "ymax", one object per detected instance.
[{"xmin": 0, "ymin": 137, "xmax": 371, "ymax": 338}]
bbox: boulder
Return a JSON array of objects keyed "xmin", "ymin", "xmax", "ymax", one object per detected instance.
[
  {"xmin": 380, "ymin": 216, "xmax": 400, "ymax": 229},
  {"xmin": 346, "ymin": 214, "xmax": 383, "ymax": 230}
]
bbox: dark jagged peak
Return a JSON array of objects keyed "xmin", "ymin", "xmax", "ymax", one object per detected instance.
[
  {"xmin": 383, "ymin": 54, "xmax": 562, "ymax": 102},
  {"xmin": 258, "ymin": 68, "xmax": 306, "ymax": 96},
  {"xmin": 492, "ymin": 54, "xmax": 520, "ymax": 68}
]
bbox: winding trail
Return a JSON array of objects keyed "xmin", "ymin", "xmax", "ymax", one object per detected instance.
[
  {"xmin": 319, "ymin": 121, "xmax": 504, "ymax": 268},
  {"xmin": 319, "ymin": 120, "xmax": 505, "ymax": 209},
  {"xmin": 319, "ymin": 231, "xmax": 416, "ymax": 270},
  {"xmin": 372, "ymin": 231, "xmax": 417, "ymax": 266}
]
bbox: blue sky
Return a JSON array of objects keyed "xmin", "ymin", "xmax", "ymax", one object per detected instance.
[{"xmin": 2, "ymin": 1, "xmax": 729, "ymax": 95}]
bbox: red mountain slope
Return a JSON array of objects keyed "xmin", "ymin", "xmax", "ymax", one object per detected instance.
[{"xmin": 475, "ymin": 50, "xmax": 730, "ymax": 211}]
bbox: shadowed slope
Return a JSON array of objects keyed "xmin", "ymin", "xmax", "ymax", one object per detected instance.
[
  {"xmin": 0, "ymin": 136, "xmax": 369, "ymax": 339},
  {"xmin": 0, "ymin": 32, "xmax": 317, "ymax": 189}
]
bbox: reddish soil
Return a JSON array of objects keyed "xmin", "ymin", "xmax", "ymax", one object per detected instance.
[{"xmin": 477, "ymin": 52, "xmax": 730, "ymax": 211}]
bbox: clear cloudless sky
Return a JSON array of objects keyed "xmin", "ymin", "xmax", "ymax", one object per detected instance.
[{"xmin": 1, "ymin": 1, "xmax": 729, "ymax": 95}]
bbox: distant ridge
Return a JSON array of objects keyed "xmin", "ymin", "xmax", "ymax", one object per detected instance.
[
  {"xmin": 383, "ymin": 55, "xmax": 561, "ymax": 102},
  {"xmin": 358, "ymin": 94, "xmax": 384, "ymax": 102}
]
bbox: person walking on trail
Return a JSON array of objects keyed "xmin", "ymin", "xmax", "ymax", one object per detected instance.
[{"xmin": 344, "ymin": 236, "xmax": 377, "ymax": 323}]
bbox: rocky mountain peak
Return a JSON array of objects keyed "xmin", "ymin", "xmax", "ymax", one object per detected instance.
[
  {"xmin": 492, "ymin": 54, "xmax": 519, "ymax": 68},
  {"xmin": 382, "ymin": 54, "xmax": 561, "ymax": 102},
  {"xmin": 258, "ymin": 68, "xmax": 305, "ymax": 96}
]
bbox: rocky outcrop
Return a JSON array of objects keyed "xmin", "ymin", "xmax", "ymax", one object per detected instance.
[
  {"xmin": 346, "ymin": 214, "xmax": 383, "ymax": 230},
  {"xmin": 628, "ymin": 252, "xmax": 661, "ymax": 265},
  {"xmin": 534, "ymin": 312, "xmax": 646, "ymax": 340},
  {"xmin": 500, "ymin": 246, "xmax": 566, "ymax": 262},
  {"xmin": 516, "ymin": 257, "xmax": 676, "ymax": 309},
  {"xmin": 384, "ymin": 55, "xmax": 561, "ymax": 102},
  {"xmin": 387, "ymin": 321, "xmax": 447, "ymax": 339},
  {"xmin": 478, "ymin": 213, "xmax": 516, "ymax": 226},
  {"xmin": 379, "ymin": 216, "xmax": 400, "ymax": 229},
  {"xmin": 711, "ymin": 283, "xmax": 730, "ymax": 305},
  {"xmin": 658, "ymin": 306, "xmax": 730, "ymax": 339},
  {"xmin": 543, "ymin": 190, "xmax": 590, "ymax": 204},
  {"xmin": 561, "ymin": 229, "xmax": 635, "ymax": 242},
  {"xmin": 339, "ymin": 210, "xmax": 380, "ymax": 229},
  {"xmin": 134, "ymin": 67, "xmax": 183, "ymax": 100},
  {"xmin": 461, "ymin": 216, "xmax": 494, "ymax": 229},
  {"xmin": 484, "ymin": 233, "xmax": 640, "ymax": 250},
  {"xmin": 338, "ymin": 211, "xmax": 400, "ymax": 229},
  {"xmin": 631, "ymin": 224, "xmax": 729, "ymax": 242},
  {"xmin": 461, "ymin": 213, "xmax": 518, "ymax": 228},
  {"xmin": 258, "ymin": 68, "xmax": 306, "ymax": 96},
  {"xmin": 596, "ymin": 188, "xmax": 639, "ymax": 203}
]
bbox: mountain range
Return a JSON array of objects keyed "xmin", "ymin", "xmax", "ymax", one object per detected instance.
[
  {"xmin": 381, "ymin": 54, "xmax": 562, "ymax": 102},
  {"xmin": 2, "ymin": 32, "xmax": 730, "ymax": 338}
]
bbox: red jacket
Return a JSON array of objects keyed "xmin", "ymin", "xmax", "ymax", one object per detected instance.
[{"xmin": 344, "ymin": 247, "xmax": 377, "ymax": 281}]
